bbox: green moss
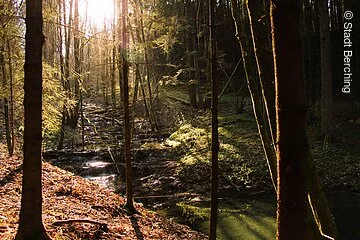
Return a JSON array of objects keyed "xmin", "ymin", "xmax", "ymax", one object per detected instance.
[{"xmin": 177, "ymin": 202, "xmax": 210, "ymax": 224}]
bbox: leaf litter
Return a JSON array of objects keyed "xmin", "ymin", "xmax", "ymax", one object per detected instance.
[{"xmin": 0, "ymin": 149, "xmax": 207, "ymax": 239}]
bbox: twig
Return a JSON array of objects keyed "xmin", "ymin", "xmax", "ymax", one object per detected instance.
[
  {"xmin": 53, "ymin": 219, "xmax": 107, "ymax": 227},
  {"xmin": 103, "ymin": 116, "xmax": 122, "ymax": 126},
  {"xmin": 134, "ymin": 193, "xmax": 201, "ymax": 199},
  {"xmin": 108, "ymin": 147, "xmax": 121, "ymax": 174},
  {"xmin": 218, "ymin": 58, "xmax": 242, "ymax": 100}
]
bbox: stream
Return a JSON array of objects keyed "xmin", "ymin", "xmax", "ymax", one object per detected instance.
[
  {"xmin": 44, "ymin": 103, "xmax": 360, "ymax": 239},
  {"xmin": 43, "ymin": 150, "xmax": 360, "ymax": 240}
]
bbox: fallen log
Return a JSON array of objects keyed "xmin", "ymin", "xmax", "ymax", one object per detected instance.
[{"xmin": 163, "ymin": 90, "xmax": 190, "ymax": 105}]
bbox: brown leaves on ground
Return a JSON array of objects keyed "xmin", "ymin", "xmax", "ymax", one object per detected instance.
[{"xmin": 0, "ymin": 150, "xmax": 207, "ymax": 240}]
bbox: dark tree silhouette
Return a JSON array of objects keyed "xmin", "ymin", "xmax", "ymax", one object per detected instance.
[
  {"xmin": 209, "ymin": 0, "xmax": 219, "ymax": 237},
  {"xmin": 270, "ymin": 1, "xmax": 307, "ymax": 239},
  {"xmin": 15, "ymin": 0, "xmax": 51, "ymax": 239},
  {"xmin": 122, "ymin": 0, "xmax": 136, "ymax": 213}
]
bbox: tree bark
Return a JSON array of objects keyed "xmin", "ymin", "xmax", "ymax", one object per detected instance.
[
  {"xmin": 15, "ymin": 0, "xmax": 50, "ymax": 239},
  {"xmin": 270, "ymin": 1, "xmax": 307, "ymax": 239}
]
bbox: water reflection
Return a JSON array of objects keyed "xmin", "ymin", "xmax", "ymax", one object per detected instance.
[{"xmin": 84, "ymin": 174, "xmax": 124, "ymax": 193}]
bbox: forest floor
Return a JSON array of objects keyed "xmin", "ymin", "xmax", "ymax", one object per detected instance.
[
  {"xmin": 1, "ymin": 84, "xmax": 360, "ymax": 239},
  {"xmin": 0, "ymin": 151, "xmax": 207, "ymax": 239}
]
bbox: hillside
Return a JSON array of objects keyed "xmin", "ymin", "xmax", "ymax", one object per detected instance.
[{"xmin": 0, "ymin": 148, "xmax": 207, "ymax": 240}]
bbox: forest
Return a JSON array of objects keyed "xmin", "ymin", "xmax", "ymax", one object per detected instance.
[{"xmin": 0, "ymin": 0, "xmax": 359, "ymax": 239}]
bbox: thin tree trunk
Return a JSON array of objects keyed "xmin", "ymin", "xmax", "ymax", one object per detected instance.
[
  {"xmin": 58, "ymin": 0, "xmax": 73, "ymax": 148},
  {"xmin": 6, "ymin": 38, "xmax": 15, "ymax": 156},
  {"xmin": 127, "ymin": 17, "xmax": 151, "ymax": 120},
  {"xmin": 57, "ymin": 0, "xmax": 66, "ymax": 150},
  {"xmin": 137, "ymin": 67, "xmax": 151, "ymax": 119},
  {"xmin": 112, "ymin": 45, "xmax": 116, "ymax": 107},
  {"xmin": 122, "ymin": 0, "xmax": 136, "ymax": 213},
  {"xmin": 117, "ymin": 0, "xmax": 124, "ymax": 104},
  {"xmin": 230, "ymin": 0, "xmax": 277, "ymax": 189},
  {"xmin": 1, "ymin": 44, "xmax": 12, "ymax": 156},
  {"xmin": 246, "ymin": 0, "xmax": 276, "ymax": 141},
  {"xmin": 111, "ymin": 3, "xmax": 117, "ymax": 108},
  {"xmin": 209, "ymin": 0, "xmax": 218, "ymax": 237},
  {"xmin": 318, "ymin": 0, "xmax": 333, "ymax": 140},
  {"xmin": 137, "ymin": 1, "xmax": 158, "ymax": 130},
  {"xmin": 80, "ymin": 92, "xmax": 85, "ymax": 149},
  {"xmin": 71, "ymin": 0, "xmax": 81, "ymax": 129},
  {"xmin": 15, "ymin": 0, "xmax": 50, "ymax": 238},
  {"xmin": 132, "ymin": 68, "xmax": 139, "ymax": 104}
]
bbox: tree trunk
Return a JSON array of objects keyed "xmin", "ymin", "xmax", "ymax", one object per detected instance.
[
  {"xmin": 209, "ymin": 0, "xmax": 219, "ymax": 237},
  {"xmin": 57, "ymin": 1, "xmax": 65, "ymax": 150},
  {"xmin": 58, "ymin": 0, "xmax": 73, "ymax": 149},
  {"xmin": 6, "ymin": 38, "xmax": 15, "ymax": 156},
  {"xmin": 139, "ymin": 5, "xmax": 158, "ymax": 131},
  {"xmin": 318, "ymin": 0, "xmax": 333, "ymax": 140},
  {"xmin": 188, "ymin": 80, "xmax": 198, "ymax": 108},
  {"xmin": 1, "ymin": 44, "xmax": 12, "ymax": 156},
  {"xmin": 111, "ymin": 6, "xmax": 117, "ymax": 108},
  {"xmin": 117, "ymin": 0, "xmax": 124, "ymax": 104},
  {"xmin": 15, "ymin": 0, "xmax": 50, "ymax": 238},
  {"xmin": 246, "ymin": 0, "xmax": 276, "ymax": 141},
  {"xmin": 122, "ymin": 0, "xmax": 136, "ymax": 213},
  {"xmin": 70, "ymin": 0, "xmax": 81, "ymax": 129},
  {"xmin": 270, "ymin": 1, "xmax": 307, "ymax": 239},
  {"xmin": 230, "ymin": 0, "xmax": 277, "ymax": 189},
  {"xmin": 232, "ymin": 0, "xmax": 336, "ymax": 239}
]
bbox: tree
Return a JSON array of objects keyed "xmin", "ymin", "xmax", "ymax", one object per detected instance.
[
  {"xmin": 318, "ymin": 0, "xmax": 334, "ymax": 140},
  {"xmin": 15, "ymin": 0, "xmax": 51, "ymax": 239},
  {"xmin": 1, "ymin": 39, "xmax": 13, "ymax": 156},
  {"xmin": 232, "ymin": 1, "xmax": 337, "ymax": 238},
  {"xmin": 209, "ymin": 0, "xmax": 219, "ymax": 238},
  {"xmin": 270, "ymin": 1, "xmax": 307, "ymax": 238},
  {"xmin": 69, "ymin": 0, "xmax": 81, "ymax": 129},
  {"xmin": 230, "ymin": 0, "xmax": 277, "ymax": 189},
  {"xmin": 58, "ymin": 0, "xmax": 73, "ymax": 150},
  {"xmin": 122, "ymin": 0, "xmax": 136, "ymax": 213},
  {"xmin": 1, "ymin": 2, "xmax": 15, "ymax": 157}
]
